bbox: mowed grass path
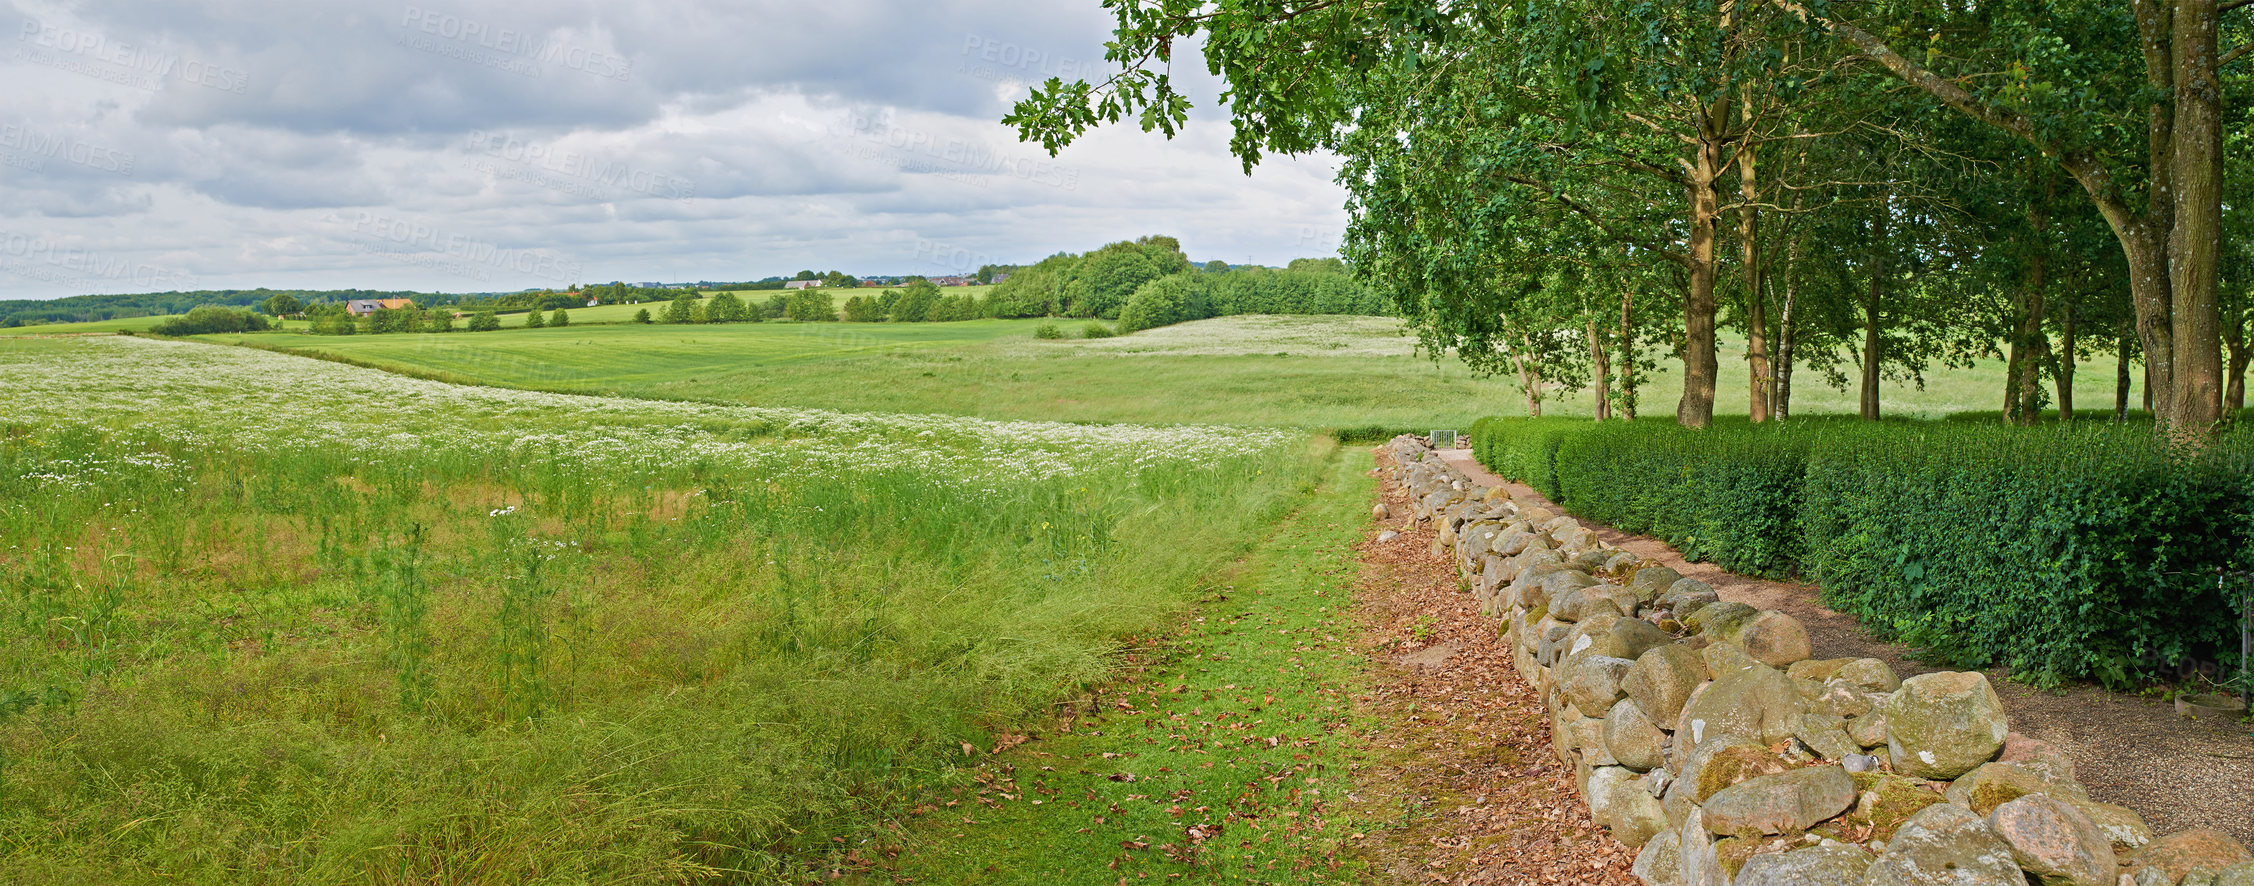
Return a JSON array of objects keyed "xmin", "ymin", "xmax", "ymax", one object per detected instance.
[{"xmin": 878, "ymin": 449, "xmax": 1376, "ymax": 884}]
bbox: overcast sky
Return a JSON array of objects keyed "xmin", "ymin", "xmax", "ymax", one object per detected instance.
[{"xmin": 0, "ymin": 0, "xmax": 1350, "ymax": 299}]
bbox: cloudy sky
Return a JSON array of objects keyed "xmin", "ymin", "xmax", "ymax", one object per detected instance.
[{"xmin": 0, "ymin": 0, "xmax": 1350, "ymax": 299}]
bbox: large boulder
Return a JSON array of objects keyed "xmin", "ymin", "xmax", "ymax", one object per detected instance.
[
  {"xmin": 1716, "ymin": 611, "xmax": 1812, "ymax": 667},
  {"xmin": 1591, "ymin": 618, "xmax": 1675, "ymax": 662},
  {"xmin": 1686, "ymin": 601, "xmax": 1758, "ymax": 637},
  {"xmin": 1883, "ymin": 672, "xmax": 2008, "ymax": 780},
  {"xmin": 2219, "ymin": 862, "xmax": 2254, "ymax": 886},
  {"xmin": 2128, "ymin": 829, "xmax": 2254, "ymax": 884},
  {"xmin": 1995, "ymin": 732, "xmax": 2077, "ymax": 784},
  {"xmin": 1600, "ymin": 778, "xmax": 1669, "ymax": 848},
  {"xmin": 1625, "ymin": 644, "xmax": 1707, "ymax": 727},
  {"xmin": 1699, "ymin": 764, "xmax": 1856, "ymax": 835},
  {"xmin": 1701, "ymin": 640, "xmax": 1762, "ymax": 677},
  {"xmin": 1989, "ymin": 794, "xmax": 2116, "ymax": 886},
  {"xmin": 1846, "ymin": 773, "xmax": 1945, "ymax": 843},
  {"xmin": 1730, "ymin": 844, "xmax": 1872, "ymax": 886},
  {"xmin": 1560, "ymin": 652, "xmax": 1637, "ymax": 717},
  {"xmin": 1604, "ymin": 699, "xmax": 1668, "ymax": 772},
  {"xmin": 1792, "ymin": 713, "xmax": 1860, "ymax": 762},
  {"xmin": 1632, "ymin": 827, "xmax": 1682, "ymax": 886},
  {"xmin": 1689, "ymin": 745, "xmax": 1792, "ymax": 804},
  {"xmin": 1553, "ymin": 582, "xmax": 1624, "ymax": 623},
  {"xmin": 1832, "ymin": 658, "xmax": 1901, "ymax": 693},
  {"xmin": 1660, "ymin": 578, "xmax": 1722, "ymax": 619},
  {"xmin": 1628, "ymin": 564, "xmax": 1683, "ymax": 599},
  {"xmin": 1663, "ymin": 734, "xmax": 1761, "ymax": 826},
  {"xmin": 1678, "ymin": 664, "xmax": 1805, "ymax": 747},
  {"xmin": 1942, "ymin": 762, "xmax": 2088, "ymax": 815},
  {"xmin": 1862, "ymin": 802, "xmax": 2025, "ymax": 886}
]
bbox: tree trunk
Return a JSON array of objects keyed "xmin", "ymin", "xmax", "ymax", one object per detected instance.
[
  {"xmin": 2005, "ymin": 248, "xmax": 2048, "ymax": 425},
  {"xmin": 2166, "ymin": 0, "xmax": 2224, "ymax": 436},
  {"xmin": 2020, "ymin": 336, "xmax": 2052, "ymax": 422},
  {"xmin": 1588, "ymin": 318, "xmax": 1612, "ymax": 421},
  {"xmin": 1775, "ymin": 237, "xmax": 1799, "ymax": 421},
  {"xmin": 2118, "ymin": 327, "xmax": 2135, "ymax": 421},
  {"xmin": 1677, "ymin": 105, "xmax": 1727, "ymax": 431},
  {"xmin": 1619, "ymin": 287, "xmax": 1638, "ymax": 420},
  {"xmin": 2224, "ymin": 315, "xmax": 2247, "ymax": 413},
  {"xmin": 1513, "ymin": 344, "xmax": 1542, "ymax": 418},
  {"xmin": 2056, "ymin": 302, "xmax": 2076, "ymax": 422},
  {"xmin": 1861, "ymin": 210, "xmax": 1886, "ymax": 421},
  {"xmin": 1740, "ymin": 124, "xmax": 1770, "ymax": 423}
]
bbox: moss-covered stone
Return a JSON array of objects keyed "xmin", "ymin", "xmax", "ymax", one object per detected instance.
[{"xmin": 1847, "ymin": 773, "xmax": 1945, "ymax": 842}]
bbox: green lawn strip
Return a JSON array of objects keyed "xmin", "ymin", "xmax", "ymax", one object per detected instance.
[{"xmin": 880, "ymin": 449, "xmax": 1377, "ymax": 885}]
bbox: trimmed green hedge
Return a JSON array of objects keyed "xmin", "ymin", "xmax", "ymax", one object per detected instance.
[{"xmin": 1471, "ymin": 417, "xmax": 2254, "ymax": 687}]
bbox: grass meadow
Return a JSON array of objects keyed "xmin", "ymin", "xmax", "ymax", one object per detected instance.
[
  {"xmin": 204, "ymin": 313, "xmax": 2153, "ymax": 430},
  {"xmin": 0, "ymin": 335, "xmax": 1327, "ymax": 882}
]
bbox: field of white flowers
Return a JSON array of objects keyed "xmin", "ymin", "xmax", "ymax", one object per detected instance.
[{"xmin": 0, "ymin": 335, "xmax": 1324, "ymax": 883}]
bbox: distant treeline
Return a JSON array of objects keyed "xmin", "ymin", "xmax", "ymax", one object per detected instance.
[{"xmin": 0, "ymin": 289, "xmax": 432, "ymax": 327}]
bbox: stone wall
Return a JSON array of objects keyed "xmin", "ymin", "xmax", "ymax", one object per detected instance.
[{"xmin": 1384, "ymin": 435, "xmax": 2254, "ymax": 886}]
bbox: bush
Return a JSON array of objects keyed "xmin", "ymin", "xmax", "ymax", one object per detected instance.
[
  {"xmin": 785, "ymin": 290, "xmax": 837, "ymax": 322},
  {"xmin": 549, "ymin": 309, "xmax": 570, "ymax": 328},
  {"xmin": 149, "ymin": 306, "xmax": 271, "ymax": 336},
  {"xmin": 1081, "ymin": 322, "xmax": 1116, "ymax": 339},
  {"xmin": 1468, "ymin": 417, "xmax": 2254, "ymax": 686},
  {"xmin": 525, "ymin": 309, "xmax": 547, "ymax": 329},
  {"xmin": 1116, "ymin": 267, "xmax": 1390, "ymax": 332},
  {"xmin": 706, "ymin": 292, "xmax": 749, "ymax": 323},
  {"xmin": 467, "ymin": 311, "xmax": 501, "ymax": 332},
  {"xmin": 661, "ymin": 294, "xmax": 698, "ymax": 325},
  {"xmin": 1033, "ymin": 324, "xmax": 1064, "ymax": 340},
  {"xmin": 633, "ymin": 308, "xmax": 652, "ymax": 324}
]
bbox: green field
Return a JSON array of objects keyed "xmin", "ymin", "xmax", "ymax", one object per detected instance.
[
  {"xmin": 191, "ymin": 313, "xmax": 2146, "ymax": 430},
  {"xmin": 0, "ymin": 335, "xmax": 1323, "ymax": 881}
]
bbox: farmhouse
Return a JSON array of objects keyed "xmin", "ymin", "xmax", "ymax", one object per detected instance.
[
  {"xmin": 344, "ymin": 298, "xmax": 415, "ymax": 317},
  {"xmin": 930, "ymin": 276, "xmax": 970, "ymax": 287},
  {"xmin": 784, "ymin": 280, "xmax": 821, "ymax": 290}
]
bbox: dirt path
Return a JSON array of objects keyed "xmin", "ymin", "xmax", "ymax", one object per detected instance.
[
  {"xmin": 1433, "ymin": 448, "xmax": 2254, "ymax": 846},
  {"xmin": 1344, "ymin": 454, "xmax": 1636, "ymax": 885}
]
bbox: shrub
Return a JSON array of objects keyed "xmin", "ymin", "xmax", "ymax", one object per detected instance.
[
  {"xmin": 706, "ymin": 292, "xmax": 749, "ymax": 323},
  {"xmin": 425, "ymin": 310, "xmax": 455, "ymax": 333},
  {"xmin": 785, "ymin": 290, "xmax": 837, "ymax": 322},
  {"xmin": 661, "ymin": 294, "xmax": 697, "ymax": 324},
  {"xmin": 549, "ymin": 309, "xmax": 570, "ymax": 328},
  {"xmin": 1116, "ymin": 267, "xmax": 1390, "ymax": 332},
  {"xmin": 1081, "ymin": 322, "xmax": 1116, "ymax": 339},
  {"xmin": 149, "ymin": 306, "xmax": 271, "ymax": 336},
  {"xmin": 467, "ymin": 311, "xmax": 501, "ymax": 332},
  {"xmin": 633, "ymin": 308, "xmax": 652, "ymax": 324},
  {"xmin": 525, "ymin": 309, "xmax": 547, "ymax": 329},
  {"xmin": 1033, "ymin": 323, "xmax": 1064, "ymax": 340},
  {"xmin": 1468, "ymin": 417, "xmax": 2254, "ymax": 686},
  {"xmin": 840, "ymin": 295, "xmax": 882, "ymax": 322}
]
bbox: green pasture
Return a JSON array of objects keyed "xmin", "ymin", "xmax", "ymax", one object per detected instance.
[{"xmin": 194, "ymin": 313, "xmax": 2148, "ymax": 431}]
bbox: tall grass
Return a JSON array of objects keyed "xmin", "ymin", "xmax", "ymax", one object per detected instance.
[{"xmin": 0, "ymin": 341, "xmax": 1327, "ymax": 881}]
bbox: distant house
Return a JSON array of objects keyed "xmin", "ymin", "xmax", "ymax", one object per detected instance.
[
  {"xmin": 345, "ymin": 298, "xmax": 415, "ymax": 317},
  {"xmin": 930, "ymin": 276, "xmax": 970, "ymax": 287},
  {"xmin": 586, "ymin": 296, "xmax": 601, "ymax": 307},
  {"xmin": 988, "ymin": 273, "xmax": 1010, "ymax": 285},
  {"xmin": 784, "ymin": 280, "xmax": 821, "ymax": 290}
]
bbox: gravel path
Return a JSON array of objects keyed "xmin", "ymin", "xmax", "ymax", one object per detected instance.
[
  {"xmin": 1347, "ymin": 454, "xmax": 1638, "ymax": 884},
  {"xmin": 1432, "ymin": 448, "xmax": 2254, "ymax": 845}
]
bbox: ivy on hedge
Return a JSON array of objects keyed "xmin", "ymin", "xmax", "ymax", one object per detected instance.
[{"xmin": 1469, "ymin": 416, "xmax": 2254, "ymax": 687}]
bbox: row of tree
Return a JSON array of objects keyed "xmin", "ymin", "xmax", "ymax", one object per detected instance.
[{"xmin": 1012, "ymin": 1, "xmax": 2254, "ymax": 437}]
